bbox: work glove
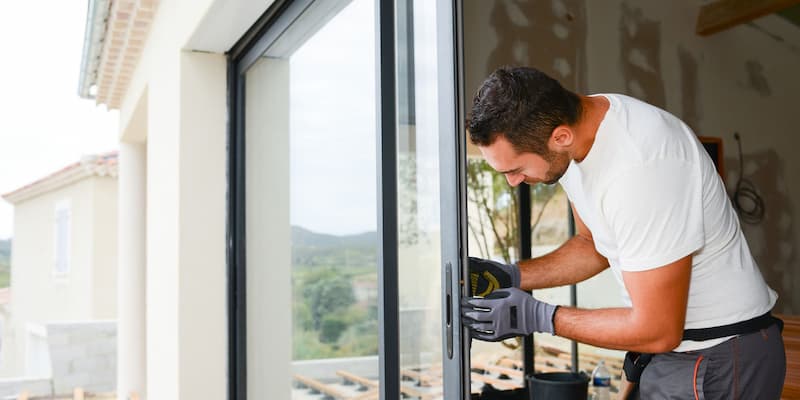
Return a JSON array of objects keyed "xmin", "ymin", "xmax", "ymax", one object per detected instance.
[
  {"xmin": 461, "ymin": 287, "xmax": 558, "ymax": 341},
  {"xmin": 468, "ymin": 257, "xmax": 520, "ymax": 297}
]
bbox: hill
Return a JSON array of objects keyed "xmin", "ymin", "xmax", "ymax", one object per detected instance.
[{"xmin": 291, "ymin": 226, "xmax": 377, "ymax": 270}]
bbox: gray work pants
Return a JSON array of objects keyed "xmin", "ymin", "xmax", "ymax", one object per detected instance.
[{"xmin": 638, "ymin": 322, "xmax": 785, "ymax": 400}]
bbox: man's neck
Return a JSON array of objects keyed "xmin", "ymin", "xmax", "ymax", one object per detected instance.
[{"xmin": 571, "ymin": 95, "xmax": 610, "ymax": 162}]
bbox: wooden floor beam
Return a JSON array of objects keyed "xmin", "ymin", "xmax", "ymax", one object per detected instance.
[{"xmin": 697, "ymin": 0, "xmax": 800, "ymax": 36}]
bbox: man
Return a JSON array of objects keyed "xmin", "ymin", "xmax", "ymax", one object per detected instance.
[{"xmin": 461, "ymin": 66, "xmax": 785, "ymax": 399}]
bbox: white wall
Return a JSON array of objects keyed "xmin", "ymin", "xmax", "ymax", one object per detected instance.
[
  {"xmin": 242, "ymin": 57, "xmax": 291, "ymax": 400},
  {"xmin": 117, "ymin": 1, "xmax": 232, "ymax": 397},
  {"xmin": 176, "ymin": 51, "xmax": 227, "ymax": 400},
  {"xmin": 92, "ymin": 177, "xmax": 118, "ymax": 319},
  {"xmin": 1, "ymin": 176, "xmax": 118, "ymax": 377}
]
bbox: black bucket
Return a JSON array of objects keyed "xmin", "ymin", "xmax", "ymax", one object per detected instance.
[{"xmin": 527, "ymin": 372, "xmax": 589, "ymax": 400}]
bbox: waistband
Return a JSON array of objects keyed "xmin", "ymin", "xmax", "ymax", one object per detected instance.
[{"xmin": 682, "ymin": 312, "xmax": 782, "ymax": 342}]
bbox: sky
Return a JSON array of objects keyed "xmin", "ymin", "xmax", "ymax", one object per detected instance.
[
  {"xmin": 0, "ymin": 0, "xmax": 376, "ymax": 239},
  {"xmin": 0, "ymin": 1, "xmax": 119, "ymax": 240},
  {"xmin": 285, "ymin": 0, "xmax": 439, "ymax": 236},
  {"xmin": 0, "ymin": 0, "xmax": 431, "ymax": 239},
  {"xmin": 287, "ymin": 0, "xmax": 378, "ymax": 236}
]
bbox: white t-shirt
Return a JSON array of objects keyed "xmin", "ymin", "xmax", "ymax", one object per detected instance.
[{"xmin": 559, "ymin": 94, "xmax": 777, "ymax": 352}]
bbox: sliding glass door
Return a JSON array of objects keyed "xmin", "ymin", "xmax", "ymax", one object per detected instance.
[
  {"xmin": 395, "ymin": 0, "xmax": 465, "ymax": 399},
  {"xmin": 228, "ymin": 0, "xmax": 464, "ymax": 399},
  {"xmin": 240, "ymin": 1, "xmax": 380, "ymax": 398}
]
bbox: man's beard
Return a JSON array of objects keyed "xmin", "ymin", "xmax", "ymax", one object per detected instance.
[{"xmin": 540, "ymin": 150, "xmax": 571, "ymax": 185}]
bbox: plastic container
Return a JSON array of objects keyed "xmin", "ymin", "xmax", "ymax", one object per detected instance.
[
  {"xmin": 527, "ymin": 372, "xmax": 589, "ymax": 400},
  {"xmin": 591, "ymin": 360, "xmax": 611, "ymax": 400}
]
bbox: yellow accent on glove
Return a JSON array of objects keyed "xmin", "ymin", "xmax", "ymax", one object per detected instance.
[{"xmin": 470, "ymin": 271, "xmax": 501, "ymax": 297}]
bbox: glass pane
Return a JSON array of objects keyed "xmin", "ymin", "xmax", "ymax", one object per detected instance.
[
  {"xmin": 577, "ymin": 272, "xmax": 626, "ymax": 395},
  {"xmin": 466, "ymin": 165, "xmax": 574, "ymax": 392},
  {"xmin": 396, "ymin": 1, "xmax": 443, "ymax": 399},
  {"xmin": 466, "ymin": 157, "xmax": 526, "ymax": 393},
  {"xmin": 530, "ymin": 185, "xmax": 573, "ymax": 374},
  {"xmin": 244, "ymin": 1, "xmax": 379, "ymax": 398}
]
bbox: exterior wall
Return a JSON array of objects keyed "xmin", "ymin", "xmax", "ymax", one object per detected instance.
[
  {"xmin": 116, "ymin": 1, "xmax": 233, "ymax": 397},
  {"xmin": 176, "ymin": 51, "xmax": 227, "ymax": 400},
  {"xmin": 47, "ymin": 321, "xmax": 116, "ymax": 394},
  {"xmin": 92, "ymin": 177, "xmax": 118, "ymax": 319},
  {"xmin": 464, "ymin": 0, "xmax": 800, "ymax": 314},
  {"xmin": 0, "ymin": 377, "xmax": 52, "ymax": 398},
  {"xmin": 1, "ymin": 176, "xmax": 118, "ymax": 377},
  {"xmin": 117, "ymin": 142, "xmax": 147, "ymax": 398}
]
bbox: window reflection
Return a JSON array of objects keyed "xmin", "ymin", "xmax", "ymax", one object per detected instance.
[
  {"xmin": 577, "ymin": 272, "xmax": 626, "ymax": 394},
  {"xmin": 244, "ymin": 1, "xmax": 380, "ymax": 398},
  {"xmin": 397, "ymin": 0, "xmax": 444, "ymax": 399}
]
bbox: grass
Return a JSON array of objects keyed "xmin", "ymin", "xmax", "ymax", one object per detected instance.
[
  {"xmin": 0, "ymin": 261, "xmax": 9, "ymax": 288},
  {"xmin": 0, "ymin": 239, "xmax": 10, "ymax": 288}
]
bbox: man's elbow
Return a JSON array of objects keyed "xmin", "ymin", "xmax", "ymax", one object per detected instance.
[
  {"xmin": 645, "ymin": 329, "xmax": 683, "ymax": 353},
  {"xmin": 629, "ymin": 318, "xmax": 684, "ymax": 353}
]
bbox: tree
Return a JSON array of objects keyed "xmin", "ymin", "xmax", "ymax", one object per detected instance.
[
  {"xmin": 466, "ymin": 158, "xmax": 563, "ymax": 351},
  {"xmin": 319, "ymin": 315, "xmax": 349, "ymax": 343},
  {"xmin": 302, "ymin": 269, "xmax": 356, "ymax": 331},
  {"xmin": 466, "ymin": 158, "xmax": 560, "ymax": 263}
]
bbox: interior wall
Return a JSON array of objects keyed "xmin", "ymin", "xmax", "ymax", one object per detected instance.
[
  {"xmin": 243, "ymin": 57, "xmax": 292, "ymax": 400},
  {"xmin": 464, "ymin": 0, "xmax": 800, "ymax": 314}
]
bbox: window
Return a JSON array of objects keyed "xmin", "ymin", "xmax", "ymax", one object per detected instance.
[
  {"xmin": 236, "ymin": 1, "xmax": 381, "ymax": 398},
  {"xmin": 229, "ymin": 1, "xmax": 462, "ymax": 398},
  {"xmin": 396, "ymin": 0, "xmax": 446, "ymax": 397},
  {"xmin": 466, "ymin": 166, "xmax": 574, "ymax": 392},
  {"xmin": 530, "ymin": 184, "xmax": 574, "ymax": 375},
  {"xmin": 54, "ymin": 201, "xmax": 71, "ymax": 275},
  {"xmin": 577, "ymin": 271, "xmax": 626, "ymax": 392}
]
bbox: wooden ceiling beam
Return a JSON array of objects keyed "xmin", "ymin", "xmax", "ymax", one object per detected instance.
[{"xmin": 696, "ymin": 0, "xmax": 800, "ymax": 36}]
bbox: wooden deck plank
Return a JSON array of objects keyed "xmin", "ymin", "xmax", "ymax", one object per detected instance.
[
  {"xmin": 470, "ymin": 372, "xmax": 521, "ymax": 391},
  {"xmin": 293, "ymin": 374, "xmax": 349, "ymax": 399},
  {"xmin": 336, "ymin": 370, "xmax": 379, "ymax": 389}
]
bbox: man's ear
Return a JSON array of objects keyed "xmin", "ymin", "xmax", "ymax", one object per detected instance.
[{"xmin": 550, "ymin": 125, "xmax": 574, "ymax": 149}]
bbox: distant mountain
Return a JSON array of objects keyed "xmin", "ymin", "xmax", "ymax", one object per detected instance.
[
  {"xmin": 291, "ymin": 226, "xmax": 376, "ymax": 249},
  {"xmin": 291, "ymin": 226, "xmax": 377, "ymax": 269}
]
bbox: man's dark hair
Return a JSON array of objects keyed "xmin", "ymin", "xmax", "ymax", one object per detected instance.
[{"xmin": 468, "ymin": 66, "xmax": 582, "ymax": 156}]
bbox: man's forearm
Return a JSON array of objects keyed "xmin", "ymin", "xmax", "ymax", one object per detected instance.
[
  {"xmin": 551, "ymin": 256, "xmax": 692, "ymax": 354},
  {"xmin": 553, "ymin": 306, "xmax": 682, "ymax": 354},
  {"xmin": 518, "ymin": 235, "xmax": 608, "ymax": 290}
]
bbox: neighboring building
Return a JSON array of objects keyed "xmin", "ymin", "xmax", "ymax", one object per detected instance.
[
  {"xmin": 0, "ymin": 153, "xmax": 118, "ymax": 378},
  {"xmin": 74, "ymin": 0, "xmax": 800, "ymax": 399}
]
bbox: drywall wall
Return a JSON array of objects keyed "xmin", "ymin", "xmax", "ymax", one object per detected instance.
[{"xmin": 464, "ymin": 0, "xmax": 800, "ymax": 314}]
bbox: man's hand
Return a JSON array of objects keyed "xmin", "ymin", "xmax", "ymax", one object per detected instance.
[
  {"xmin": 468, "ymin": 257, "xmax": 520, "ymax": 297},
  {"xmin": 461, "ymin": 287, "xmax": 557, "ymax": 341}
]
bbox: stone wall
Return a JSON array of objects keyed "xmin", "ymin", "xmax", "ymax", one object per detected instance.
[{"xmin": 47, "ymin": 321, "xmax": 116, "ymax": 395}]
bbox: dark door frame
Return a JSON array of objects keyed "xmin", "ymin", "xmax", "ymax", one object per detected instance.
[{"xmin": 225, "ymin": 1, "xmax": 464, "ymax": 399}]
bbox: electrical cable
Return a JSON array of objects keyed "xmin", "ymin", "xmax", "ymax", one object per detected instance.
[{"xmin": 731, "ymin": 132, "xmax": 765, "ymax": 224}]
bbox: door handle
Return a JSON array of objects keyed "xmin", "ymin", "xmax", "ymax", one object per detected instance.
[{"xmin": 445, "ymin": 261, "xmax": 453, "ymax": 359}]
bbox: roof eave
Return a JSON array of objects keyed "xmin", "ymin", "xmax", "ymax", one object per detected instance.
[
  {"xmin": 78, "ymin": 0, "xmax": 111, "ymax": 100},
  {"xmin": 1, "ymin": 153, "xmax": 119, "ymax": 205}
]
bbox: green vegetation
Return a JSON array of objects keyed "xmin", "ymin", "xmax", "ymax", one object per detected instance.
[
  {"xmin": 290, "ymin": 159, "xmax": 567, "ymax": 360},
  {"xmin": 291, "ymin": 227, "xmax": 378, "ymax": 360},
  {"xmin": 467, "ymin": 158, "xmax": 562, "ymax": 263},
  {"xmin": 0, "ymin": 239, "xmax": 10, "ymax": 288}
]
